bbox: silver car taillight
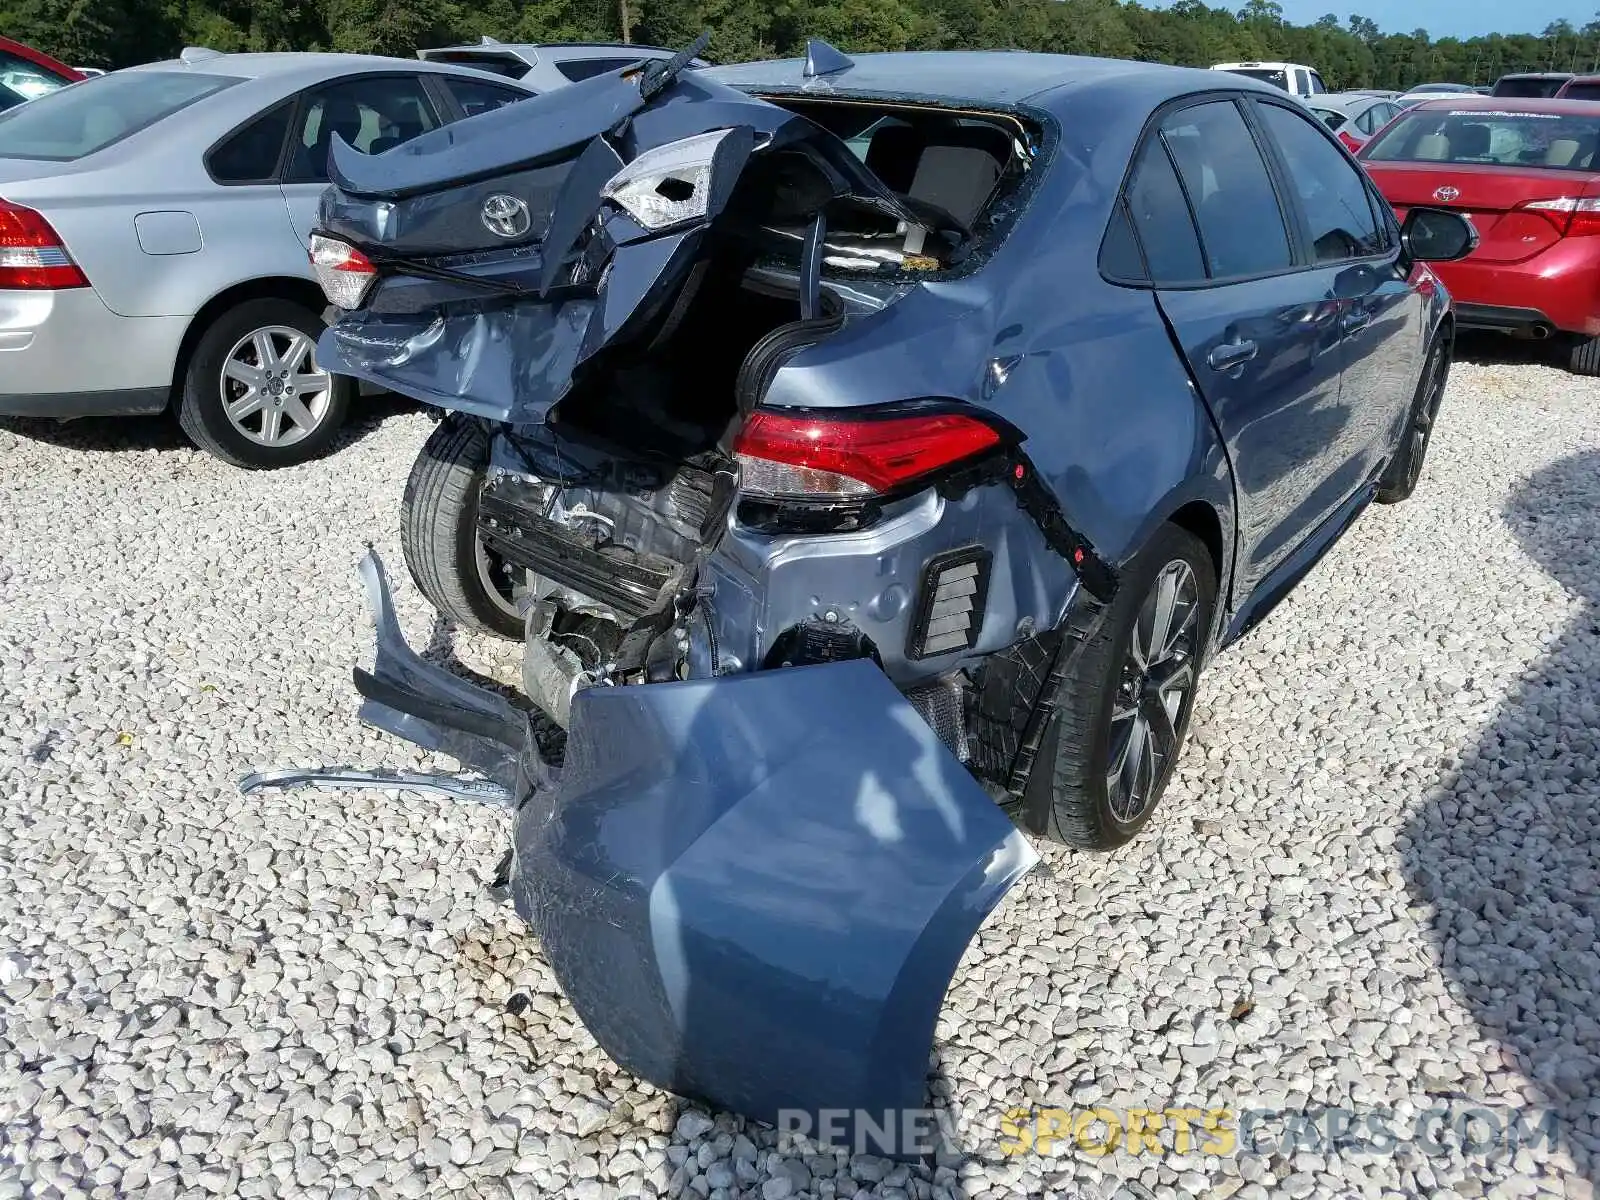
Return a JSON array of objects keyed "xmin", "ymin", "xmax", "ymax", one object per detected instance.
[{"xmin": 309, "ymin": 234, "xmax": 377, "ymax": 309}]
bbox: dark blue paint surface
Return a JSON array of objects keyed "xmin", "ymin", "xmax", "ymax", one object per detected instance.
[{"xmin": 509, "ymin": 659, "xmax": 1038, "ymax": 1146}]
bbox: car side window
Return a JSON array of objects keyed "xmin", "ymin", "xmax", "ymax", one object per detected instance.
[
  {"xmin": 1255, "ymin": 101, "xmax": 1386, "ymax": 262},
  {"xmin": 207, "ymin": 101, "xmax": 293, "ymax": 184},
  {"xmin": 1161, "ymin": 101, "xmax": 1294, "ymax": 279},
  {"xmin": 1121, "ymin": 135, "xmax": 1207, "ymax": 284},
  {"xmin": 442, "ymin": 77, "xmax": 527, "ymax": 119},
  {"xmin": 1294, "ymin": 69, "xmax": 1310, "ymax": 95},
  {"xmin": 1309, "ymin": 71, "xmax": 1328, "ymax": 95},
  {"xmin": 284, "ymin": 75, "xmax": 441, "ymax": 185}
]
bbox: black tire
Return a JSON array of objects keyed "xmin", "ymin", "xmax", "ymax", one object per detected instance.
[
  {"xmin": 1569, "ymin": 333, "xmax": 1600, "ymax": 376},
  {"xmin": 401, "ymin": 413, "xmax": 524, "ymax": 640},
  {"xmin": 1376, "ymin": 331, "xmax": 1451, "ymax": 504},
  {"xmin": 1024, "ymin": 524, "xmax": 1217, "ymax": 850},
  {"xmin": 176, "ymin": 297, "xmax": 353, "ymax": 469}
]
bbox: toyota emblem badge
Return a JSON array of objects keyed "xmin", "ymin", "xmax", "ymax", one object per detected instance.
[
  {"xmin": 1433, "ymin": 186, "xmax": 1460, "ymax": 203},
  {"xmin": 481, "ymin": 193, "xmax": 532, "ymax": 239}
]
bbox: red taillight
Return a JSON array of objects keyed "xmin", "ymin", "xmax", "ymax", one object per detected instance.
[
  {"xmin": 1519, "ymin": 196, "xmax": 1600, "ymax": 237},
  {"xmin": 733, "ymin": 409, "xmax": 1003, "ymax": 501},
  {"xmin": 0, "ymin": 198, "xmax": 89, "ymax": 290},
  {"xmin": 309, "ymin": 233, "xmax": 378, "ymax": 309},
  {"xmin": 1338, "ymin": 131, "xmax": 1362, "ymax": 153}
]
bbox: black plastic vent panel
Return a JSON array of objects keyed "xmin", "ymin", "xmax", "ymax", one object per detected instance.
[{"xmin": 907, "ymin": 546, "xmax": 992, "ymax": 660}]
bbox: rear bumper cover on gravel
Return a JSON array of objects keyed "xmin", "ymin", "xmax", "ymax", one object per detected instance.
[{"xmin": 243, "ymin": 550, "xmax": 1042, "ymax": 1152}]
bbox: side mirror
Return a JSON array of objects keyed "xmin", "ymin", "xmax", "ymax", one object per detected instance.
[{"xmin": 1400, "ymin": 207, "xmax": 1478, "ymax": 263}]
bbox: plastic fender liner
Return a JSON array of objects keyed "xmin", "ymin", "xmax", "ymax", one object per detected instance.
[{"xmin": 508, "ymin": 658, "xmax": 1039, "ymax": 1152}]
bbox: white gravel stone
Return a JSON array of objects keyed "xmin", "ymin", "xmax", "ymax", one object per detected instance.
[{"xmin": 1, "ymin": 348, "xmax": 1598, "ymax": 1199}]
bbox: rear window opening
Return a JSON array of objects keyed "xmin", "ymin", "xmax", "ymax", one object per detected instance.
[
  {"xmin": 0, "ymin": 70, "xmax": 238, "ymax": 160},
  {"xmin": 1364, "ymin": 110, "xmax": 1600, "ymax": 171},
  {"xmin": 1562, "ymin": 81, "xmax": 1600, "ymax": 102},
  {"xmin": 744, "ymin": 96, "xmax": 1037, "ymax": 275}
]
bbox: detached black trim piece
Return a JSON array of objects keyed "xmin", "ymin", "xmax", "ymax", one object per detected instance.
[{"xmin": 1006, "ymin": 455, "xmax": 1120, "ymax": 603}]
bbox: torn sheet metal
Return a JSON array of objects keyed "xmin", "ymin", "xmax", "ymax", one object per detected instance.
[
  {"xmin": 509, "ymin": 658, "xmax": 1039, "ymax": 1148},
  {"xmin": 312, "ymin": 54, "xmax": 926, "ymax": 425}
]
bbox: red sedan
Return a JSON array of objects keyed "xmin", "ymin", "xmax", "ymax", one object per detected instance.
[
  {"xmin": 0, "ymin": 35, "xmax": 82, "ymax": 105},
  {"xmin": 1359, "ymin": 97, "xmax": 1600, "ymax": 374}
]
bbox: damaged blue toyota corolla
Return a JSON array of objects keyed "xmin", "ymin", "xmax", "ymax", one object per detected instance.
[{"xmin": 247, "ymin": 39, "xmax": 1477, "ymax": 1147}]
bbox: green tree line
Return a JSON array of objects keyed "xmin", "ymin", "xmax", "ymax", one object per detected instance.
[{"xmin": 7, "ymin": 0, "xmax": 1600, "ymax": 91}]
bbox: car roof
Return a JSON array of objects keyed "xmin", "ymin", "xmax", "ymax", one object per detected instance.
[
  {"xmin": 421, "ymin": 40, "xmax": 678, "ymax": 62},
  {"xmin": 1496, "ymin": 71, "xmax": 1574, "ymax": 80},
  {"xmin": 124, "ymin": 50, "xmax": 518, "ymax": 87},
  {"xmin": 1310, "ymin": 93, "xmax": 1384, "ymax": 110},
  {"xmin": 709, "ymin": 51, "xmax": 1258, "ymax": 109},
  {"xmin": 1407, "ymin": 96, "xmax": 1600, "ymax": 116},
  {"xmin": 1211, "ymin": 61, "xmax": 1314, "ymax": 70}
]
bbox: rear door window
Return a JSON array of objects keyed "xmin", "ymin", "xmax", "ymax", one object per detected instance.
[
  {"xmin": 1119, "ymin": 136, "xmax": 1207, "ymax": 284},
  {"xmin": 1562, "ymin": 81, "xmax": 1600, "ymax": 101},
  {"xmin": 1255, "ymin": 101, "xmax": 1387, "ymax": 261},
  {"xmin": 0, "ymin": 70, "xmax": 238, "ymax": 160},
  {"xmin": 284, "ymin": 75, "xmax": 441, "ymax": 184},
  {"xmin": 207, "ymin": 101, "xmax": 293, "ymax": 183},
  {"xmin": 1162, "ymin": 100, "xmax": 1294, "ymax": 279}
]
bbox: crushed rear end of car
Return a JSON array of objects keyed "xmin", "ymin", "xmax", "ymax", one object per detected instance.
[{"xmin": 252, "ymin": 41, "xmax": 1121, "ymax": 1147}]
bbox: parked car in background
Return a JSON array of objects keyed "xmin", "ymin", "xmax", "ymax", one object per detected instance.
[
  {"xmin": 1306, "ymin": 91, "xmax": 1404, "ymax": 152},
  {"xmin": 285, "ymin": 45, "xmax": 1478, "ymax": 1141},
  {"xmin": 418, "ymin": 37, "xmax": 699, "ymax": 90},
  {"xmin": 1211, "ymin": 60, "xmax": 1327, "ymax": 97},
  {"xmin": 1554, "ymin": 75, "xmax": 1600, "ymax": 101},
  {"xmin": 1491, "ymin": 72, "xmax": 1574, "ymax": 98},
  {"xmin": 0, "ymin": 50, "xmax": 546, "ymax": 466},
  {"xmin": 0, "ymin": 35, "xmax": 81, "ymax": 100},
  {"xmin": 1360, "ymin": 97, "xmax": 1600, "ymax": 374},
  {"xmin": 1398, "ymin": 82, "xmax": 1481, "ymax": 107},
  {"xmin": 74, "ymin": 67, "xmax": 106, "ymax": 78}
]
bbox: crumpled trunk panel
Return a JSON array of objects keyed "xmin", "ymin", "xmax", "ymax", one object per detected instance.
[{"xmin": 312, "ymin": 62, "xmax": 926, "ymax": 425}]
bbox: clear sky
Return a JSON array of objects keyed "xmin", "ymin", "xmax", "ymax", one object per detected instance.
[{"xmin": 1274, "ymin": 0, "xmax": 1581, "ymax": 39}]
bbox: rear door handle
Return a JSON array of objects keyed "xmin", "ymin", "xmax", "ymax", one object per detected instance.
[{"xmin": 1207, "ymin": 339, "xmax": 1258, "ymax": 371}]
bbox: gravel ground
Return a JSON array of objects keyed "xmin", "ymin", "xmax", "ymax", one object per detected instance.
[{"xmin": 2, "ymin": 344, "xmax": 1598, "ymax": 1200}]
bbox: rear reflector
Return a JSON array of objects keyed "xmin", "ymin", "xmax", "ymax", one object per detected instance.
[
  {"xmin": 0, "ymin": 199, "xmax": 89, "ymax": 290},
  {"xmin": 309, "ymin": 233, "xmax": 377, "ymax": 309},
  {"xmin": 733, "ymin": 409, "xmax": 1002, "ymax": 501},
  {"xmin": 1519, "ymin": 196, "xmax": 1600, "ymax": 237},
  {"xmin": 908, "ymin": 546, "xmax": 992, "ymax": 659}
]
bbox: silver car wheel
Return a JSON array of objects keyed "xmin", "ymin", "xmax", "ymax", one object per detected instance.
[
  {"xmin": 1106, "ymin": 559, "xmax": 1200, "ymax": 824},
  {"xmin": 220, "ymin": 326, "xmax": 333, "ymax": 448}
]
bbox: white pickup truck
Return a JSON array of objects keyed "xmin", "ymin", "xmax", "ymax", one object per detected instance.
[{"xmin": 1211, "ymin": 61, "xmax": 1328, "ymax": 98}]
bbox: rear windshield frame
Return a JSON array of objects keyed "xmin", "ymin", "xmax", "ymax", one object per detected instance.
[
  {"xmin": 0, "ymin": 69, "xmax": 241, "ymax": 161},
  {"xmin": 1362, "ymin": 107, "xmax": 1600, "ymax": 172}
]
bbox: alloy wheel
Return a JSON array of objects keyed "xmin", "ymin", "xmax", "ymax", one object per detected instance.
[
  {"xmin": 220, "ymin": 326, "xmax": 333, "ymax": 448},
  {"xmin": 1106, "ymin": 560, "xmax": 1201, "ymax": 824}
]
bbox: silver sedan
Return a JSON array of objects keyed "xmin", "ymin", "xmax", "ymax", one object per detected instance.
[{"xmin": 0, "ymin": 51, "xmax": 540, "ymax": 466}]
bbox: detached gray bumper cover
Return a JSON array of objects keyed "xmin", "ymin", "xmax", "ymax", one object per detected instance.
[
  {"xmin": 243, "ymin": 552, "xmax": 1038, "ymax": 1134},
  {"xmin": 511, "ymin": 658, "xmax": 1038, "ymax": 1129}
]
